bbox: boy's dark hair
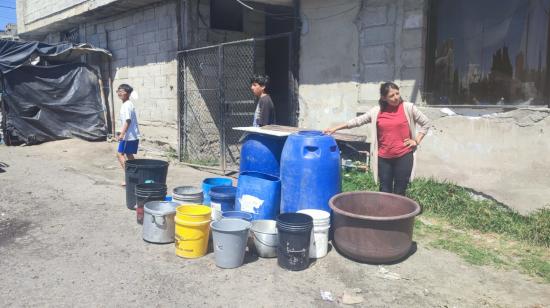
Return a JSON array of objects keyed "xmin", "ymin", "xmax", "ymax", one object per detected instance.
[
  {"xmin": 118, "ymin": 84, "xmax": 133, "ymax": 94},
  {"xmin": 250, "ymin": 75, "xmax": 270, "ymax": 91}
]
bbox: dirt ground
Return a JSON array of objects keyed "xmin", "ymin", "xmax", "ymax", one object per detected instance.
[{"xmin": 0, "ymin": 139, "xmax": 548, "ymax": 307}]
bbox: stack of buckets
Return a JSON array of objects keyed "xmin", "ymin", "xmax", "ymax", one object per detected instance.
[
  {"xmin": 137, "ymin": 177, "xmax": 332, "ymax": 271},
  {"xmin": 172, "ymin": 186, "xmax": 203, "ymax": 204},
  {"xmin": 297, "ymin": 209, "xmax": 331, "ymax": 259},
  {"xmin": 135, "ymin": 183, "xmax": 167, "ymax": 225},
  {"xmin": 170, "ymin": 129, "xmax": 339, "ymax": 270},
  {"xmin": 170, "ymin": 178, "xmax": 252, "ymax": 269},
  {"xmin": 132, "ymin": 130, "xmax": 340, "ymax": 271}
]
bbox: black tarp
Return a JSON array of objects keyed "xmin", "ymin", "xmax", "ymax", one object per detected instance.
[
  {"xmin": 1, "ymin": 62, "xmax": 108, "ymax": 145},
  {"xmin": 0, "ymin": 40, "xmax": 111, "ymax": 145},
  {"xmin": 0, "ymin": 40, "xmax": 111, "ymax": 74}
]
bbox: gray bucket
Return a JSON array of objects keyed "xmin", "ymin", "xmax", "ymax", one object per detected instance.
[
  {"xmin": 210, "ymin": 218, "xmax": 251, "ymax": 269},
  {"xmin": 143, "ymin": 201, "xmax": 179, "ymax": 244},
  {"xmin": 250, "ymin": 220, "xmax": 278, "ymax": 258},
  {"xmin": 173, "ymin": 186, "xmax": 203, "ymax": 204}
]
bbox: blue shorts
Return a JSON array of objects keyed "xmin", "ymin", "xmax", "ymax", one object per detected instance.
[{"xmin": 118, "ymin": 139, "xmax": 139, "ymax": 154}]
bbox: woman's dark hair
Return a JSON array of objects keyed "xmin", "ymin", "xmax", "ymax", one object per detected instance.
[
  {"xmin": 378, "ymin": 81, "xmax": 401, "ymax": 109},
  {"xmin": 118, "ymin": 84, "xmax": 133, "ymax": 94},
  {"xmin": 250, "ymin": 75, "xmax": 270, "ymax": 92}
]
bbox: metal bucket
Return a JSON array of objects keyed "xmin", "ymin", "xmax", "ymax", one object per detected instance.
[
  {"xmin": 250, "ymin": 220, "xmax": 278, "ymax": 258},
  {"xmin": 143, "ymin": 201, "xmax": 180, "ymax": 244}
]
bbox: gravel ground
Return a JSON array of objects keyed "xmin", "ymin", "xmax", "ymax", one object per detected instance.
[{"xmin": 0, "ymin": 139, "xmax": 548, "ymax": 307}]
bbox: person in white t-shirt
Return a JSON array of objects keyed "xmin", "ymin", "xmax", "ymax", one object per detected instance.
[{"xmin": 116, "ymin": 84, "xmax": 141, "ymax": 186}]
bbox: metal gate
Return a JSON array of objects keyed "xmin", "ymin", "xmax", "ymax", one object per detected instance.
[{"xmin": 177, "ymin": 33, "xmax": 294, "ymax": 173}]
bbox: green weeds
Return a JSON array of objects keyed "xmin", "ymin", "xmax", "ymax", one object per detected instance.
[
  {"xmin": 342, "ymin": 170, "xmax": 550, "ymax": 282},
  {"xmin": 342, "ymin": 170, "xmax": 550, "ymax": 247}
]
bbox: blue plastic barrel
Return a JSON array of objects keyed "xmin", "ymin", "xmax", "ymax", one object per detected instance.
[
  {"xmin": 239, "ymin": 133, "xmax": 287, "ymax": 177},
  {"xmin": 202, "ymin": 177, "xmax": 233, "ymax": 205},
  {"xmin": 209, "ymin": 186, "xmax": 237, "ymax": 220},
  {"xmin": 280, "ymin": 130, "xmax": 341, "ymax": 213},
  {"xmin": 236, "ymin": 171, "xmax": 281, "ymax": 220}
]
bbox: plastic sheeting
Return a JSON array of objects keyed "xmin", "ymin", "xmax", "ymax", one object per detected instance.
[
  {"xmin": 0, "ymin": 40, "xmax": 111, "ymax": 74},
  {"xmin": 1, "ymin": 62, "xmax": 108, "ymax": 145},
  {"xmin": 0, "ymin": 40, "xmax": 111, "ymax": 145}
]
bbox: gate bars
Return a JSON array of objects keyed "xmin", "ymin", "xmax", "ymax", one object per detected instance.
[{"xmin": 177, "ymin": 33, "xmax": 293, "ymax": 174}]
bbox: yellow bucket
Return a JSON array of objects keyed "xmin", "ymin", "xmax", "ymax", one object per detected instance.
[{"xmin": 174, "ymin": 205, "xmax": 212, "ymax": 258}]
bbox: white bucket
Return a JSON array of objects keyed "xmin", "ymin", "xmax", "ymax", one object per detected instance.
[{"xmin": 297, "ymin": 209, "xmax": 330, "ymax": 258}]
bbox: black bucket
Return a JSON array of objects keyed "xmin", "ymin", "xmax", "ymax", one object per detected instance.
[
  {"xmin": 276, "ymin": 213, "xmax": 313, "ymax": 271},
  {"xmin": 135, "ymin": 183, "xmax": 167, "ymax": 225},
  {"xmin": 125, "ymin": 159, "xmax": 169, "ymax": 210}
]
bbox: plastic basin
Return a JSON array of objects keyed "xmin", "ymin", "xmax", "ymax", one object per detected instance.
[{"xmin": 329, "ymin": 191, "xmax": 420, "ymax": 263}]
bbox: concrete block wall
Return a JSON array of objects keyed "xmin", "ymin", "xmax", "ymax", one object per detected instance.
[
  {"xmin": 79, "ymin": 1, "xmax": 180, "ymax": 145},
  {"xmin": 299, "ymin": 0, "xmax": 426, "ymax": 130},
  {"xmin": 357, "ymin": 0, "xmax": 426, "ymax": 106},
  {"xmin": 298, "ymin": 0, "xmax": 550, "ymax": 213},
  {"xmin": 17, "ymin": 0, "xmax": 125, "ymax": 35},
  {"xmin": 298, "ymin": 0, "xmax": 361, "ymax": 129},
  {"xmin": 22, "ymin": 0, "xmax": 86, "ymax": 24}
]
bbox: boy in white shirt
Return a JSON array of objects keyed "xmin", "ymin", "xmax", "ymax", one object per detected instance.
[{"xmin": 116, "ymin": 84, "xmax": 140, "ymax": 186}]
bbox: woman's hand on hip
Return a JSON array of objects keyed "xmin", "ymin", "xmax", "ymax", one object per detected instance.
[{"xmin": 403, "ymin": 138, "xmax": 418, "ymax": 148}]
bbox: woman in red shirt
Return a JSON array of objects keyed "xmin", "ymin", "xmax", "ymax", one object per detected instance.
[{"xmin": 324, "ymin": 82, "xmax": 431, "ymax": 195}]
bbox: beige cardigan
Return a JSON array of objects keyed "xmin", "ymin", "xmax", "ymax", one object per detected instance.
[{"xmin": 346, "ymin": 102, "xmax": 431, "ymax": 183}]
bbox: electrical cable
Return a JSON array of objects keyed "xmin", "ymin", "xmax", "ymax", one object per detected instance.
[
  {"xmin": 232, "ymin": 0, "xmax": 358, "ymax": 21},
  {"xmin": 234, "ymin": 0, "xmax": 295, "ymax": 17}
]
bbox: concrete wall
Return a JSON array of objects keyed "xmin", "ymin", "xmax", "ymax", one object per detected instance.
[
  {"xmin": 299, "ymin": 0, "xmax": 550, "ymax": 213},
  {"xmin": 18, "ymin": 0, "xmax": 269, "ymax": 149},
  {"xmin": 16, "ymin": 0, "xmax": 161, "ymax": 36},
  {"xmin": 357, "ymin": 0, "xmax": 425, "ymax": 106},
  {"xmin": 298, "ymin": 0, "xmax": 361, "ymax": 129},
  {"xmin": 417, "ymin": 107, "xmax": 550, "ymax": 214},
  {"xmin": 77, "ymin": 1, "xmax": 180, "ymax": 146}
]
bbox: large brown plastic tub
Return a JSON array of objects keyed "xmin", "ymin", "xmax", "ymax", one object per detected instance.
[{"xmin": 329, "ymin": 191, "xmax": 421, "ymax": 263}]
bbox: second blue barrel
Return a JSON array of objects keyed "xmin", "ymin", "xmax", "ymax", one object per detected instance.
[
  {"xmin": 239, "ymin": 133, "xmax": 286, "ymax": 177},
  {"xmin": 236, "ymin": 171, "xmax": 281, "ymax": 220},
  {"xmin": 280, "ymin": 131, "xmax": 341, "ymax": 213}
]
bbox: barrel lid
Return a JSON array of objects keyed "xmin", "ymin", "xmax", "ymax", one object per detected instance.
[{"xmin": 144, "ymin": 201, "xmax": 179, "ymax": 215}]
